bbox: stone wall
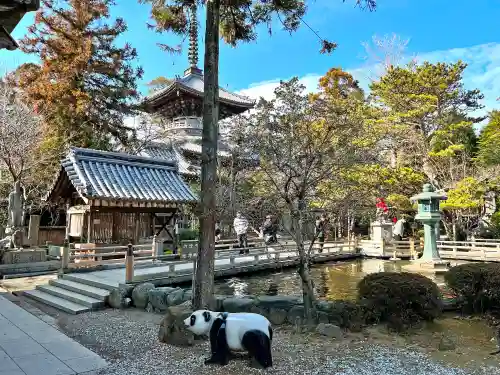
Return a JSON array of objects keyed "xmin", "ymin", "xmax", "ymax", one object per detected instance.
[{"xmin": 117, "ymin": 283, "xmax": 365, "ymax": 332}]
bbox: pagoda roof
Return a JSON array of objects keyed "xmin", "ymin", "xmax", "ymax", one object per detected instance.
[
  {"xmin": 142, "ymin": 67, "xmax": 255, "ymax": 119},
  {"xmin": 46, "ymin": 147, "xmax": 197, "ymax": 204}
]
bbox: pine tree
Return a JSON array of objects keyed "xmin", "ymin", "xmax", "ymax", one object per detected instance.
[
  {"xmin": 14, "ymin": 0, "xmax": 143, "ymax": 151},
  {"xmin": 477, "ymin": 111, "xmax": 500, "ymax": 167}
]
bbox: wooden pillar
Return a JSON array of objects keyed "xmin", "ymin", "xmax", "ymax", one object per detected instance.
[
  {"xmin": 87, "ymin": 210, "xmax": 93, "ymax": 243},
  {"xmin": 64, "ymin": 202, "xmax": 70, "ymax": 242},
  {"xmin": 28, "ymin": 215, "xmax": 41, "ymax": 247},
  {"xmin": 134, "ymin": 212, "xmax": 140, "ymax": 244}
]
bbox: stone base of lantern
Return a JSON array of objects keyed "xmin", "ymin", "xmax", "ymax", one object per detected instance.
[
  {"xmin": 371, "ymin": 221, "xmax": 393, "ymax": 242},
  {"xmin": 402, "ymin": 259, "xmax": 450, "ymax": 275}
]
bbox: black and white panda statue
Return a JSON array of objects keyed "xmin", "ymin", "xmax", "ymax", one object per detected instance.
[{"xmin": 184, "ymin": 310, "xmax": 273, "ymax": 368}]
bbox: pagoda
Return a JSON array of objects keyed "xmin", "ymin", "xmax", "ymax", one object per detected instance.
[{"xmin": 140, "ymin": 5, "xmax": 255, "ymax": 180}]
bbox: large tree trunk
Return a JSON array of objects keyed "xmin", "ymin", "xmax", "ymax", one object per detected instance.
[
  {"xmin": 193, "ymin": 0, "xmax": 220, "ymax": 310},
  {"xmin": 292, "ymin": 202, "xmax": 316, "ymax": 325}
]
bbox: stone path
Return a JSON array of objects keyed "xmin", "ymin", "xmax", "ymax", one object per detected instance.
[{"xmin": 0, "ymin": 295, "xmax": 107, "ymax": 375}]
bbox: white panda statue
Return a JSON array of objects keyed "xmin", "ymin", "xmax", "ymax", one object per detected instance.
[{"xmin": 184, "ymin": 310, "xmax": 273, "ymax": 368}]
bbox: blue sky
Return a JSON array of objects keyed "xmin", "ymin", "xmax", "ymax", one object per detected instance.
[{"xmin": 1, "ymin": 0, "xmax": 499, "ymax": 114}]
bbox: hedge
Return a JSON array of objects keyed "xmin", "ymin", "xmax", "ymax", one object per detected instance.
[
  {"xmin": 444, "ymin": 263, "xmax": 500, "ymax": 313},
  {"xmin": 358, "ymin": 272, "xmax": 442, "ymax": 331}
]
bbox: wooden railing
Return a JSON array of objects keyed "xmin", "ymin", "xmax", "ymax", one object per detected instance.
[
  {"xmin": 437, "ymin": 240, "xmax": 500, "ymax": 261},
  {"xmin": 359, "ymin": 239, "xmax": 422, "ymax": 259},
  {"xmin": 58, "ymin": 239, "xmax": 358, "ymax": 281},
  {"xmin": 127, "ymin": 240, "xmax": 358, "ymax": 283}
]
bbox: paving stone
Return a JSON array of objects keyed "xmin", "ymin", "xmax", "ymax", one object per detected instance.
[
  {"xmin": 0, "ymin": 337, "xmax": 49, "ymax": 358},
  {"xmin": 64, "ymin": 355, "xmax": 108, "ymax": 373},
  {"xmin": 42, "ymin": 339, "xmax": 95, "ymax": 361},
  {"xmin": 14, "ymin": 352, "xmax": 75, "ymax": 375},
  {"xmin": 25, "ymin": 327, "xmax": 71, "ymax": 345},
  {"xmin": 0, "ymin": 350, "xmax": 23, "ymax": 373}
]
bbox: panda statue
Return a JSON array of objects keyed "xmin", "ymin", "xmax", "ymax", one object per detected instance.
[{"xmin": 184, "ymin": 310, "xmax": 273, "ymax": 368}]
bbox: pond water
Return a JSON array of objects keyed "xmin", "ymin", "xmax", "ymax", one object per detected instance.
[
  {"xmin": 213, "ymin": 258, "xmax": 451, "ymax": 300},
  {"xmin": 214, "ymin": 258, "xmax": 499, "ymax": 369}
]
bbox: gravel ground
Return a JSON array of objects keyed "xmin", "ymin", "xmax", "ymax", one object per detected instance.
[{"xmin": 51, "ymin": 309, "xmax": 500, "ymax": 375}]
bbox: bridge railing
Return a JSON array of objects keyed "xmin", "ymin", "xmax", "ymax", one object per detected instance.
[
  {"xmin": 128, "ymin": 239, "xmax": 358, "ymax": 283},
  {"xmin": 58, "ymin": 238, "xmax": 358, "ymax": 280}
]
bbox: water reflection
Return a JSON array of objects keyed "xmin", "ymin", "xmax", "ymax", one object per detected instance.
[{"xmin": 213, "ymin": 259, "xmax": 450, "ymax": 300}]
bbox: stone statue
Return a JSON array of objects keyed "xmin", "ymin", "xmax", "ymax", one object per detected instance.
[{"xmin": 7, "ymin": 181, "xmax": 25, "ymax": 230}]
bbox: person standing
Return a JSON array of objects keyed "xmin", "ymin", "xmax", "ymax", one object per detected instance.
[
  {"xmin": 261, "ymin": 215, "xmax": 278, "ymax": 245},
  {"xmin": 215, "ymin": 221, "xmax": 222, "ymax": 242},
  {"xmin": 233, "ymin": 211, "xmax": 249, "ymax": 253},
  {"xmin": 315, "ymin": 214, "xmax": 327, "ymax": 253}
]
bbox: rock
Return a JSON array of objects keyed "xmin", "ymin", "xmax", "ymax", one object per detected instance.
[
  {"xmin": 287, "ymin": 305, "xmax": 305, "ymax": 325},
  {"xmin": 268, "ymin": 308, "xmax": 287, "ymax": 325},
  {"xmin": 317, "ymin": 311, "xmax": 330, "ymax": 324},
  {"xmin": 108, "ymin": 284, "xmax": 134, "ymax": 309},
  {"xmin": 315, "ymin": 300, "xmax": 333, "ymax": 312},
  {"xmin": 132, "ymin": 283, "xmax": 155, "ymax": 309},
  {"xmin": 249, "ymin": 305, "xmax": 267, "ymax": 316},
  {"xmin": 438, "ymin": 335, "xmax": 456, "ymax": 351},
  {"xmin": 158, "ymin": 301, "xmax": 194, "ymax": 346},
  {"xmin": 316, "ymin": 323, "xmax": 342, "ymax": 339},
  {"xmin": 256, "ymin": 296, "xmax": 302, "ymax": 310},
  {"xmin": 182, "ymin": 289, "xmax": 193, "ymax": 303},
  {"xmin": 223, "ymin": 297, "xmax": 255, "ymax": 313},
  {"xmin": 167, "ymin": 289, "xmax": 185, "ymax": 307},
  {"xmin": 146, "ymin": 302, "xmax": 154, "ymax": 313},
  {"xmin": 210, "ymin": 295, "xmax": 226, "ymax": 311},
  {"xmin": 148, "ymin": 287, "xmax": 179, "ymax": 312}
]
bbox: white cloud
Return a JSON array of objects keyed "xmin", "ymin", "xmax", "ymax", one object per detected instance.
[{"xmin": 238, "ymin": 42, "xmax": 500, "ymax": 117}]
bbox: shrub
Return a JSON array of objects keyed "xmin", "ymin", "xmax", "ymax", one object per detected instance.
[
  {"xmin": 444, "ymin": 263, "xmax": 500, "ymax": 313},
  {"xmin": 357, "ymin": 272, "xmax": 442, "ymax": 331},
  {"xmin": 178, "ymin": 229, "xmax": 198, "ymax": 241}
]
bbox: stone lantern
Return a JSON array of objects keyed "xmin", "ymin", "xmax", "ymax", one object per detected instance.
[{"xmin": 410, "ymin": 183, "xmax": 449, "ymax": 271}]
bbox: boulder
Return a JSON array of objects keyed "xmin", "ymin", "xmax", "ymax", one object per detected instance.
[
  {"xmin": 438, "ymin": 335, "xmax": 456, "ymax": 351},
  {"xmin": 287, "ymin": 305, "xmax": 306, "ymax": 325},
  {"xmin": 182, "ymin": 289, "xmax": 193, "ymax": 303},
  {"xmin": 210, "ymin": 295, "xmax": 227, "ymax": 311},
  {"xmin": 108, "ymin": 284, "xmax": 134, "ymax": 309},
  {"xmin": 167, "ymin": 289, "xmax": 185, "ymax": 307},
  {"xmin": 316, "ymin": 323, "xmax": 342, "ymax": 339},
  {"xmin": 256, "ymin": 296, "xmax": 302, "ymax": 310},
  {"xmin": 315, "ymin": 300, "xmax": 334, "ymax": 312},
  {"xmin": 148, "ymin": 287, "xmax": 179, "ymax": 312},
  {"xmin": 268, "ymin": 308, "xmax": 287, "ymax": 325},
  {"xmin": 223, "ymin": 297, "xmax": 255, "ymax": 313},
  {"xmin": 132, "ymin": 283, "xmax": 155, "ymax": 309},
  {"xmin": 158, "ymin": 301, "xmax": 195, "ymax": 346},
  {"xmin": 317, "ymin": 311, "xmax": 330, "ymax": 324}
]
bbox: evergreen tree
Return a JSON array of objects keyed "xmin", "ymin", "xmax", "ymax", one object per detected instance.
[
  {"xmin": 13, "ymin": 0, "xmax": 143, "ymax": 151},
  {"xmin": 477, "ymin": 111, "xmax": 500, "ymax": 167}
]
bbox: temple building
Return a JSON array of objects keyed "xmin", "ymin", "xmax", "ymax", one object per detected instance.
[
  {"xmin": 138, "ymin": 6, "xmax": 255, "ymax": 181},
  {"xmin": 0, "ymin": 0, "xmax": 39, "ymax": 50}
]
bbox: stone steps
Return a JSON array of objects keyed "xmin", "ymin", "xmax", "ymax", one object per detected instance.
[
  {"xmin": 49, "ymin": 278, "xmax": 109, "ymax": 301},
  {"xmin": 62, "ymin": 274, "xmax": 119, "ymax": 291},
  {"xmin": 23, "ymin": 274, "xmax": 113, "ymax": 314},
  {"xmin": 36, "ymin": 285, "xmax": 106, "ymax": 308},
  {"xmin": 23, "ymin": 289, "xmax": 92, "ymax": 314}
]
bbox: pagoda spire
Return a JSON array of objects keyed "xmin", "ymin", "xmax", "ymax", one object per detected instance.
[{"xmin": 188, "ymin": 3, "xmax": 198, "ymax": 68}]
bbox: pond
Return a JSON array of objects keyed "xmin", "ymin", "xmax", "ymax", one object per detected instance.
[
  {"xmin": 213, "ymin": 258, "xmax": 451, "ymax": 300},
  {"xmin": 214, "ymin": 258, "xmax": 499, "ymax": 369}
]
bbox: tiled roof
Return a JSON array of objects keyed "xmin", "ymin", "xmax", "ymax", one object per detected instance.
[
  {"xmin": 144, "ymin": 69, "xmax": 255, "ymax": 108},
  {"xmin": 139, "ymin": 142, "xmax": 197, "ymax": 176},
  {"xmin": 47, "ymin": 147, "xmax": 197, "ymax": 204}
]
